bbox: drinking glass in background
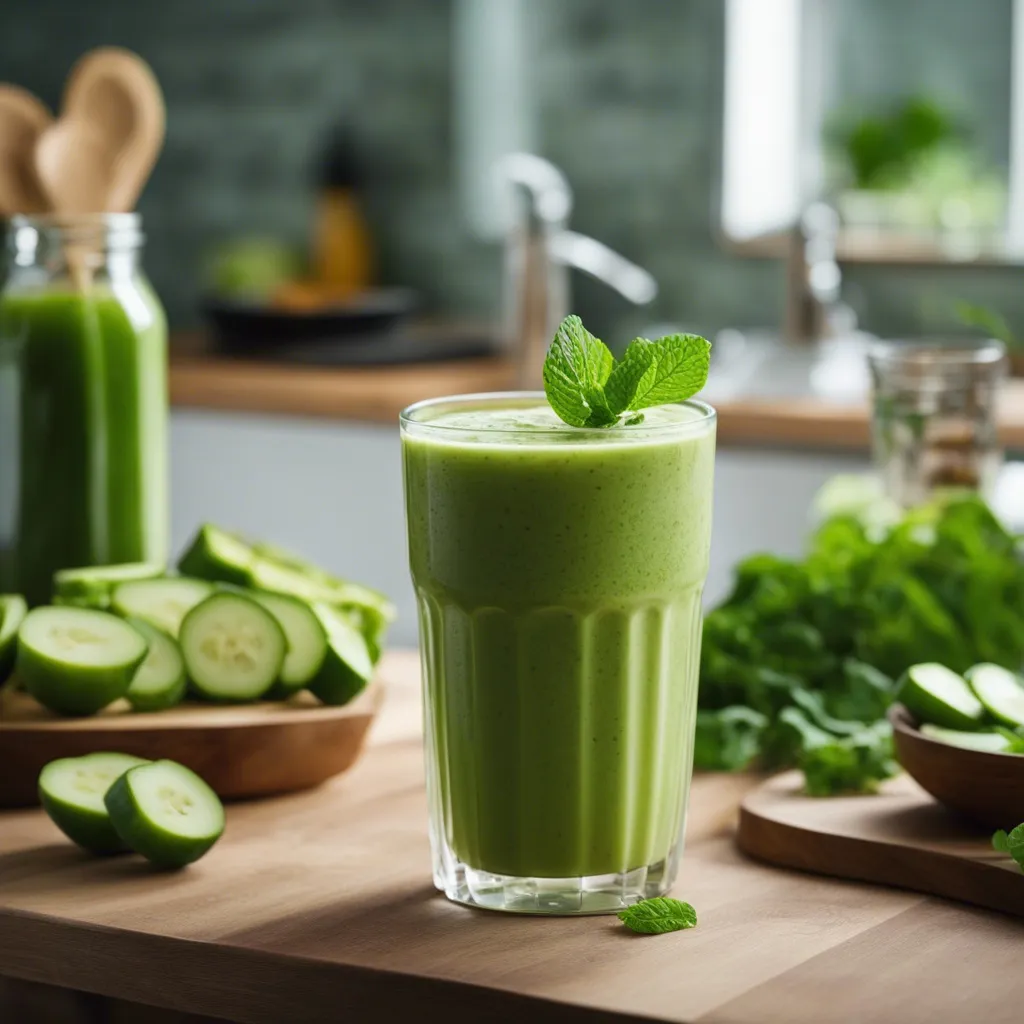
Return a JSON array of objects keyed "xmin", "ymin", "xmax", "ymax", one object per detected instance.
[
  {"xmin": 401, "ymin": 392, "xmax": 716, "ymax": 915},
  {"xmin": 867, "ymin": 339, "xmax": 1007, "ymax": 508}
]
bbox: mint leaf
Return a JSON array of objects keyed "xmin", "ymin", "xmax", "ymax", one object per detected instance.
[
  {"xmin": 992, "ymin": 823, "xmax": 1024, "ymax": 870},
  {"xmin": 625, "ymin": 333, "xmax": 711, "ymax": 411},
  {"xmin": 542, "ymin": 315, "xmax": 616, "ymax": 427},
  {"xmin": 604, "ymin": 338, "xmax": 659, "ymax": 413},
  {"xmin": 618, "ymin": 897, "xmax": 697, "ymax": 935}
]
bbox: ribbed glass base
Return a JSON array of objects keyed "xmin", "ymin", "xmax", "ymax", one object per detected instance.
[{"xmin": 436, "ymin": 854, "xmax": 678, "ymax": 915}]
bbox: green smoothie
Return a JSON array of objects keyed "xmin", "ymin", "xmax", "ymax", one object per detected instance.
[
  {"xmin": 402, "ymin": 396, "xmax": 715, "ymax": 887},
  {"xmin": 0, "ymin": 285, "xmax": 168, "ymax": 606}
]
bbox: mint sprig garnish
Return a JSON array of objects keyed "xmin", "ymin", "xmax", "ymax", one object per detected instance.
[
  {"xmin": 993, "ymin": 823, "xmax": 1024, "ymax": 871},
  {"xmin": 618, "ymin": 897, "xmax": 698, "ymax": 935},
  {"xmin": 543, "ymin": 315, "xmax": 711, "ymax": 427}
]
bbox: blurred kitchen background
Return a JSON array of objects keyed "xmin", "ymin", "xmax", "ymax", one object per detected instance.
[{"xmin": 6, "ymin": 0, "xmax": 1024, "ymax": 643}]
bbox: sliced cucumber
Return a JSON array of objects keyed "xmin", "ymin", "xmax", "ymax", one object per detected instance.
[
  {"xmin": 111, "ymin": 577, "xmax": 213, "ymax": 638},
  {"xmin": 965, "ymin": 663, "xmax": 1024, "ymax": 728},
  {"xmin": 178, "ymin": 524, "xmax": 254, "ymax": 586},
  {"xmin": 246, "ymin": 558, "xmax": 327, "ymax": 602},
  {"xmin": 105, "ymin": 759, "xmax": 225, "ymax": 868},
  {"xmin": 0, "ymin": 593, "xmax": 27, "ymax": 683},
  {"xmin": 179, "ymin": 592, "xmax": 286, "ymax": 702},
  {"xmin": 307, "ymin": 602, "xmax": 373, "ymax": 706},
  {"xmin": 253, "ymin": 540, "xmax": 337, "ymax": 585},
  {"xmin": 897, "ymin": 662, "xmax": 986, "ymax": 731},
  {"xmin": 18, "ymin": 607, "xmax": 150, "ymax": 716},
  {"xmin": 125, "ymin": 618, "xmax": 187, "ymax": 712},
  {"xmin": 53, "ymin": 562, "xmax": 163, "ymax": 610},
  {"xmin": 249, "ymin": 591, "xmax": 328, "ymax": 697},
  {"xmin": 39, "ymin": 752, "xmax": 150, "ymax": 853},
  {"xmin": 920, "ymin": 724, "xmax": 1015, "ymax": 754}
]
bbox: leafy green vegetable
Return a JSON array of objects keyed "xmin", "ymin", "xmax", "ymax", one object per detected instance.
[
  {"xmin": 694, "ymin": 707, "xmax": 768, "ymax": 771},
  {"xmin": 618, "ymin": 897, "xmax": 697, "ymax": 935},
  {"xmin": 542, "ymin": 316, "xmax": 711, "ymax": 428},
  {"xmin": 698, "ymin": 493, "xmax": 1024, "ymax": 795},
  {"xmin": 992, "ymin": 823, "xmax": 1024, "ymax": 871}
]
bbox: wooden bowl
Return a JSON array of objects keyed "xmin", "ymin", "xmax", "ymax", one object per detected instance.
[
  {"xmin": 0, "ymin": 683, "xmax": 384, "ymax": 808},
  {"xmin": 889, "ymin": 703, "xmax": 1024, "ymax": 829}
]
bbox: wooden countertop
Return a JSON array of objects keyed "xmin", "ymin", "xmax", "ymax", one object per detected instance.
[
  {"xmin": 2, "ymin": 650, "xmax": 1022, "ymax": 1024},
  {"xmin": 169, "ymin": 350, "xmax": 1024, "ymax": 451}
]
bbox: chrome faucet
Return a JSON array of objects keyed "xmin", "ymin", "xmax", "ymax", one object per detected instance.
[
  {"xmin": 494, "ymin": 154, "xmax": 658, "ymax": 387},
  {"xmin": 784, "ymin": 202, "xmax": 849, "ymax": 343}
]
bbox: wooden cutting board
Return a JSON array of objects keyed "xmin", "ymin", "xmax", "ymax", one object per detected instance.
[{"xmin": 738, "ymin": 770, "xmax": 1024, "ymax": 918}]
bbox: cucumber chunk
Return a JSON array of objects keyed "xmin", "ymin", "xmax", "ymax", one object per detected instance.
[
  {"xmin": 178, "ymin": 524, "xmax": 254, "ymax": 586},
  {"xmin": 125, "ymin": 618, "xmax": 188, "ymax": 712},
  {"xmin": 179, "ymin": 592, "xmax": 286, "ymax": 702},
  {"xmin": 307, "ymin": 602, "xmax": 373, "ymax": 706},
  {"xmin": 249, "ymin": 591, "xmax": 328, "ymax": 697},
  {"xmin": 897, "ymin": 662, "xmax": 985, "ymax": 731},
  {"xmin": 39, "ymin": 752, "xmax": 150, "ymax": 853},
  {"xmin": 53, "ymin": 562, "xmax": 164, "ymax": 610},
  {"xmin": 920, "ymin": 724, "xmax": 1015, "ymax": 753},
  {"xmin": 0, "ymin": 593, "xmax": 27, "ymax": 683},
  {"xmin": 965, "ymin": 663, "xmax": 1024, "ymax": 728},
  {"xmin": 105, "ymin": 760, "xmax": 225, "ymax": 868},
  {"xmin": 111, "ymin": 577, "xmax": 213, "ymax": 638},
  {"xmin": 18, "ymin": 607, "xmax": 150, "ymax": 716}
]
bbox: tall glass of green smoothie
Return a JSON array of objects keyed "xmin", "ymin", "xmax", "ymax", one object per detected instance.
[{"xmin": 401, "ymin": 386, "xmax": 716, "ymax": 914}]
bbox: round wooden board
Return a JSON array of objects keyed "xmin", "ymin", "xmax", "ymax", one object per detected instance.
[
  {"xmin": 737, "ymin": 770, "xmax": 1024, "ymax": 918},
  {"xmin": 0, "ymin": 681, "xmax": 384, "ymax": 808}
]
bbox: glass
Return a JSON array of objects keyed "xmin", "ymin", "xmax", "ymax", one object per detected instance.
[
  {"xmin": 867, "ymin": 339, "xmax": 1007, "ymax": 508},
  {"xmin": 400, "ymin": 393, "xmax": 716, "ymax": 914},
  {"xmin": 0, "ymin": 214, "xmax": 168, "ymax": 605}
]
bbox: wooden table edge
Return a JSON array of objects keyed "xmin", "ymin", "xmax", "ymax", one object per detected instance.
[{"xmin": 0, "ymin": 906, "xmax": 666, "ymax": 1024}]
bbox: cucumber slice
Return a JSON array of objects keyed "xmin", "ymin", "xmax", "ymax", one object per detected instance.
[
  {"xmin": 53, "ymin": 562, "xmax": 163, "ymax": 610},
  {"xmin": 965, "ymin": 663, "xmax": 1024, "ymax": 728},
  {"xmin": 38, "ymin": 752, "xmax": 149, "ymax": 853},
  {"xmin": 253, "ymin": 540, "xmax": 337, "ymax": 585},
  {"xmin": 125, "ymin": 618, "xmax": 188, "ymax": 712},
  {"xmin": 18, "ymin": 607, "xmax": 150, "ymax": 716},
  {"xmin": 897, "ymin": 662, "xmax": 985, "ymax": 731},
  {"xmin": 178, "ymin": 524, "xmax": 254, "ymax": 586},
  {"xmin": 0, "ymin": 593, "xmax": 27, "ymax": 683},
  {"xmin": 307, "ymin": 602, "xmax": 373, "ymax": 706},
  {"xmin": 104, "ymin": 759, "xmax": 225, "ymax": 868},
  {"xmin": 249, "ymin": 591, "xmax": 328, "ymax": 696},
  {"xmin": 920, "ymin": 724, "xmax": 1014, "ymax": 753},
  {"xmin": 179, "ymin": 592, "xmax": 286, "ymax": 702},
  {"xmin": 246, "ymin": 558, "xmax": 327, "ymax": 602},
  {"xmin": 111, "ymin": 577, "xmax": 214, "ymax": 638}
]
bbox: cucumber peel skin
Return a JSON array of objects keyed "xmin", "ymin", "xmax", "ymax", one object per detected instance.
[
  {"xmin": 18, "ymin": 607, "xmax": 150, "ymax": 717},
  {"xmin": 178, "ymin": 524, "xmax": 254, "ymax": 587},
  {"xmin": 105, "ymin": 760, "xmax": 226, "ymax": 868},
  {"xmin": 0, "ymin": 594, "xmax": 27, "ymax": 684},
  {"xmin": 39, "ymin": 752, "xmax": 150, "ymax": 853},
  {"xmin": 965, "ymin": 663, "xmax": 1024, "ymax": 729},
  {"xmin": 53, "ymin": 563, "xmax": 164, "ymax": 610},
  {"xmin": 307, "ymin": 602, "xmax": 374, "ymax": 706},
  {"xmin": 897, "ymin": 663, "xmax": 986, "ymax": 731},
  {"xmin": 124, "ymin": 618, "xmax": 188, "ymax": 713}
]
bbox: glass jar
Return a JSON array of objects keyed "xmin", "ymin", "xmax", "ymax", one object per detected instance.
[
  {"xmin": 867, "ymin": 338, "xmax": 1007, "ymax": 509},
  {"xmin": 0, "ymin": 214, "xmax": 168, "ymax": 605}
]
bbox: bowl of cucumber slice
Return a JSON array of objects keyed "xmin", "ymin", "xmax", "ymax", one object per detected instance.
[
  {"xmin": 0, "ymin": 524, "xmax": 395, "ymax": 808},
  {"xmin": 890, "ymin": 662, "xmax": 1024, "ymax": 829}
]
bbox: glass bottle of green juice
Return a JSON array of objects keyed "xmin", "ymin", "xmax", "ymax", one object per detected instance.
[{"xmin": 0, "ymin": 214, "xmax": 168, "ymax": 606}]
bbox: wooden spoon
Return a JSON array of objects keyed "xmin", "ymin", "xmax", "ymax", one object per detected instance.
[
  {"xmin": 34, "ymin": 118, "xmax": 116, "ymax": 215},
  {"xmin": 0, "ymin": 85, "xmax": 52, "ymax": 214},
  {"xmin": 63, "ymin": 47, "xmax": 165, "ymax": 212},
  {"xmin": 34, "ymin": 119, "xmax": 117, "ymax": 290}
]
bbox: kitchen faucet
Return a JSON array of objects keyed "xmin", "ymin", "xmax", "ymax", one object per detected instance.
[{"xmin": 494, "ymin": 153, "xmax": 658, "ymax": 387}]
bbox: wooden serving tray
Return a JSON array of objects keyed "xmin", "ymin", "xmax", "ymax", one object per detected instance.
[
  {"xmin": 738, "ymin": 770, "xmax": 1024, "ymax": 918},
  {"xmin": 0, "ymin": 682, "xmax": 384, "ymax": 808}
]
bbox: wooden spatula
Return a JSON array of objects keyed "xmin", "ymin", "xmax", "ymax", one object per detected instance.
[{"xmin": 0, "ymin": 85, "xmax": 52, "ymax": 215}]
